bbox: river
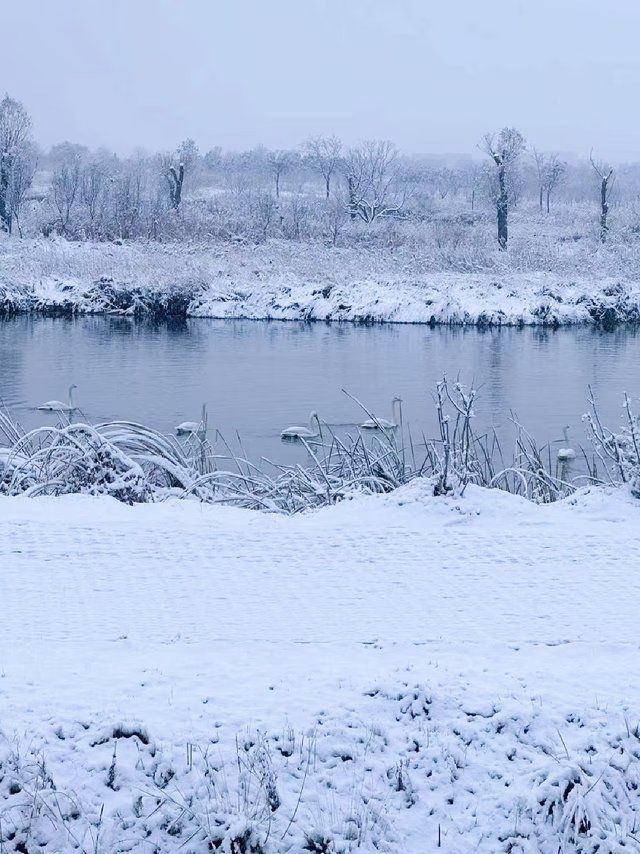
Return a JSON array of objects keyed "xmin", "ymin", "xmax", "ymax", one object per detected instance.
[{"xmin": 1, "ymin": 316, "xmax": 638, "ymax": 466}]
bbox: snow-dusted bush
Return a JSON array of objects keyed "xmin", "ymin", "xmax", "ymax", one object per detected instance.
[
  {"xmin": 527, "ymin": 755, "xmax": 640, "ymax": 852},
  {"xmin": 0, "ymin": 421, "xmax": 214, "ymax": 503},
  {"xmin": 1, "ymin": 424, "xmax": 151, "ymax": 503},
  {"xmin": 585, "ymin": 392, "xmax": 640, "ymax": 496}
]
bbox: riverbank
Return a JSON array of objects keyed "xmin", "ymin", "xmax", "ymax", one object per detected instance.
[
  {"xmin": 2, "ymin": 237, "xmax": 640, "ymax": 327},
  {"xmin": 1, "ymin": 482, "xmax": 639, "ymax": 851}
]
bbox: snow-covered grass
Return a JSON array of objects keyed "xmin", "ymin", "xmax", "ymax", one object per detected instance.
[
  {"xmin": 3, "ymin": 678, "xmax": 640, "ymax": 852},
  {"xmin": 1, "ymin": 483, "xmax": 640, "ymax": 852},
  {"xmin": 3, "ymin": 221, "xmax": 640, "ymax": 326},
  {"xmin": 2, "ymin": 380, "xmax": 621, "ymax": 508}
]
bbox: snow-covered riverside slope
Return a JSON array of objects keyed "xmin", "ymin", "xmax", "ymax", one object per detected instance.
[
  {"xmin": 2, "ymin": 238, "xmax": 640, "ymax": 326},
  {"xmin": 1, "ymin": 483, "xmax": 639, "ymax": 852}
]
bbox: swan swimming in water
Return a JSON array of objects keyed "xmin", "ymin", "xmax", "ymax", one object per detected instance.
[
  {"xmin": 281, "ymin": 411, "xmax": 321, "ymax": 440},
  {"xmin": 38, "ymin": 384, "xmax": 78, "ymax": 413},
  {"xmin": 360, "ymin": 397, "xmax": 402, "ymax": 430},
  {"xmin": 556, "ymin": 425, "xmax": 575, "ymax": 462},
  {"xmin": 176, "ymin": 403, "xmax": 208, "ymax": 438}
]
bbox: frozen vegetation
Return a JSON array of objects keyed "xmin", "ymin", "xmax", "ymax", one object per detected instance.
[
  {"xmin": 3, "ymin": 228, "xmax": 640, "ymax": 327},
  {"xmin": 2, "ymin": 381, "xmax": 639, "ymax": 508}
]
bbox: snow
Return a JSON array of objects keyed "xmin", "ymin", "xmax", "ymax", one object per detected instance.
[
  {"xmin": 2, "ymin": 237, "xmax": 640, "ymax": 327},
  {"xmin": 1, "ymin": 482, "xmax": 639, "ymax": 851}
]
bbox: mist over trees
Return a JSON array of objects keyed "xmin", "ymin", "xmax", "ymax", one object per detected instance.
[{"xmin": 4, "ymin": 94, "xmax": 640, "ymax": 255}]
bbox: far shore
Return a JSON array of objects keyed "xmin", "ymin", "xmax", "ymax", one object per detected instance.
[{"xmin": 1, "ymin": 238, "xmax": 639, "ymax": 328}]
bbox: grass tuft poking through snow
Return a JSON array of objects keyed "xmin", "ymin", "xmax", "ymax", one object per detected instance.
[{"xmin": 1, "ymin": 687, "xmax": 639, "ymax": 852}]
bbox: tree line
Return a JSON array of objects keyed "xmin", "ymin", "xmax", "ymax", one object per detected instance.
[{"xmin": 0, "ymin": 94, "xmax": 624, "ymax": 248}]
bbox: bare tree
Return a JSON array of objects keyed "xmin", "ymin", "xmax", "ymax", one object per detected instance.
[
  {"xmin": 81, "ymin": 161, "xmax": 108, "ymax": 236},
  {"xmin": 176, "ymin": 138, "xmax": 200, "ymax": 190},
  {"xmin": 164, "ymin": 139, "xmax": 198, "ymax": 211},
  {"xmin": 267, "ymin": 150, "xmax": 296, "ymax": 198},
  {"xmin": 52, "ymin": 155, "xmax": 82, "ymax": 235},
  {"xmin": 251, "ymin": 191, "xmax": 277, "ymax": 241},
  {"xmin": 112, "ymin": 168, "xmax": 143, "ymax": 239},
  {"xmin": 322, "ymin": 196, "xmax": 347, "ymax": 246},
  {"xmin": 282, "ymin": 193, "xmax": 310, "ymax": 239},
  {"xmin": 467, "ymin": 162, "xmax": 483, "ymax": 212},
  {"xmin": 176, "ymin": 138, "xmax": 199, "ymax": 171},
  {"xmin": 49, "ymin": 141, "xmax": 89, "ymax": 168},
  {"xmin": 481, "ymin": 127, "xmax": 526, "ymax": 249},
  {"xmin": 532, "ymin": 149, "xmax": 566, "ymax": 213},
  {"xmin": 167, "ymin": 161, "xmax": 184, "ymax": 210},
  {"xmin": 4, "ymin": 142, "xmax": 37, "ymax": 237},
  {"xmin": 590, "ymin": 152, "xmax": 614, "ymax": 242},
  {"xmin": 542, "ymin": 154, "xmax": 566, "ymax": 213},
  {"xmin": 532, "ymin": 148, "xmax": 546, "ymax": 210},
  {"xmin": 203, "ymin": 146, "xmax": 223, "ymax": 171},
  {"xmin": 430, "ymin": 167, "xmax": 463, "ymax": 200},
  {"xmin": 344, "ymin": 140, "xmax": 405, "ymax": 223},
  {"xmin": 0, "ymin": 96, "xmax": 34, "ymax": 233},
  {"xmin": 303, "ymin": 135, "xmax": 342, "ymax": 199},
  {"xmin": 222, "ymin": 150, "xmax": 253, "ymax": 197}
]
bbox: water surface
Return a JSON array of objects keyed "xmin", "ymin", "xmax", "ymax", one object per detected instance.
[{"xmin": 1, "ymin": 316, "xmax": 638, "ymax": 466}]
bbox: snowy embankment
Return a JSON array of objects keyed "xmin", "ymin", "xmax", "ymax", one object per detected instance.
[
  {"xmin": 1, "ymin": 482, "xmax": 639, "ymax": 852},
  {"xmin": 2, "ymin": 238, "xmax": 640, "ymax": 326}
]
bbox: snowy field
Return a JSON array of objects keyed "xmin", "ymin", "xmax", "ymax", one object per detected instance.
[
  {"xmin": 1, "ymin": 481, "xmax": 639, "ymax": 852},
  {"xmin": 2, "ymin": 237, "xmax": 640, "ymax": 327}
]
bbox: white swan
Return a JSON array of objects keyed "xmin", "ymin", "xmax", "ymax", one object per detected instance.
[
  {"xmin": 176, "ymin": 403, "xmax": 208, "ymax": 438},
  {"xmin": 281, "ymin": 411, "xmax": 321, "ymax": 440},
  {"xmin": 556, "ymin": 425, "xmax": 575, "ymax": 462},
  {"xmin": 360, "ymin": 397, "xmax": 402, "ymax": 430},
  {"xmin": 38, "ymin": 384, "xmax": 78, "ymax": 412}
]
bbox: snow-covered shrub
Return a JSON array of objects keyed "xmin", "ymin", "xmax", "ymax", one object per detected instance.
[
  {"xmin": 2, "ymin": 424, "xmax": 151, "ymax": 503},
  {"xmin": 526, "ymin": 750, "xmax": 640, "ymax": 851},
  {"xmin": 0, "ymin": 420, "xmax": 220, "ymax": 503},
  {"xmin": 426, "ymin": 379, "xmax": 573, "ymax": 502},
  {"xmin": 585, "ymin": 392, "xmax": 640, "ymax": 496},
  {"xmin": 80, "ymin": 277, "xmax": 207, "ymax": 317},
  {"xmin": 0, "ymin": 409, "xmax": 416, "ymax": 509}
]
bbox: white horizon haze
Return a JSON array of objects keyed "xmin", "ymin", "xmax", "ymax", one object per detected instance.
[{"xmin": 4, "ymin": 0, "xmax": 640, "ymax": 162}]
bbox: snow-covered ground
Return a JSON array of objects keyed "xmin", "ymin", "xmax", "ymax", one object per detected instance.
[
  {"xmin": 2, "ymin": 237, "xmax": 640, "ymax": 326},
  {"xmin": 1, "ymin": 482, "xmax": 639, "ymax": 851}
]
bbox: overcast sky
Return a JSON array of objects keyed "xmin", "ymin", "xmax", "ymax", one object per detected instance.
[{"xmin": 5, "ymin": 0, "xmax": 640, "ymax": 160}]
